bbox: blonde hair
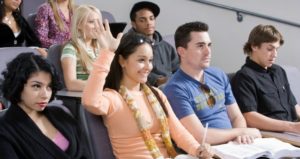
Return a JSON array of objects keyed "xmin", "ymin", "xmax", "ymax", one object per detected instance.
[
  {"xmin": 70, "ymin": 5, "xmax": 102, "ymax": 72},
  {"xmin": 48, "ymin": 0, "xmax": 74, "ymax": 31}
]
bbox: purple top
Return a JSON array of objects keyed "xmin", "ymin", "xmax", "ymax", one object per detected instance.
[
  {"xmin": 52, "ymin": 131, "xmax": 70, "ymax": 151},
  {"xmin": 35, "ymin": 3, "xmax": 72, "ymax": 48}
]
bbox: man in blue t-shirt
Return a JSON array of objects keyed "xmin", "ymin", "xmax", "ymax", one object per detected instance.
[{"xmin": 163, "ymin": 21, "xmax": 261, "ymax": 145}]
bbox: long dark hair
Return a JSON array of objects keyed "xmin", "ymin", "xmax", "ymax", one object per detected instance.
[
  {"xmin": 0, "ymin": 0, "xmax": 23, "ymax": 22},
  {"xmin": 104, "ymin": 32, "xmax": 152, "ymax": 90}
]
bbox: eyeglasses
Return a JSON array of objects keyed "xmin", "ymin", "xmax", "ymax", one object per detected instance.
[{"xmin": 200, "ymin": 84, "xmax": 216, "ymax": 107}]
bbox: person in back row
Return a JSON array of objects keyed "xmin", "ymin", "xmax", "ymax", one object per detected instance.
[
  {"xmin": 82, "ymin": 19, "xmax": 214, "ymax": 158},
  {"xmin": 61, "ymin": 5, "xmax": 103, "ymax": 91},
  {"xmin": 231, "ymin": 24, "xmax": 300, "ymax": 133},
  {"xmin": 0, "ymin": 52, "xmax": 90, "ymax": 159},
  {"xmin": 128, "ymin": 1, "xmax": 179, "ymax": 87},
  {"xmin": 163, "ymin": 21, "xmax": 261, "ymax": 145},
  {"xmin": 0, "ymin": 0, "xmax": 47, "ymax": 57},
  {"xmin": 35, "ymin": 0, "xmax": 75, "ymax": 48}
]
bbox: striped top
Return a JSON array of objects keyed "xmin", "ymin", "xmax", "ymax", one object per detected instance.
[{"xmin": 61, "ymin": 43, "xmax": 98, "ymax": 80}]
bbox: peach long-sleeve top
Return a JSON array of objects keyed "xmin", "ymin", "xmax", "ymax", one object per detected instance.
[{"xmin": 82, "ymin": 50, "xmax": 200, "ymax": 159}]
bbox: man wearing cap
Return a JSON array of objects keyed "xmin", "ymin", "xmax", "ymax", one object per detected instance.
[{"xmin": 128, "ymin": 1, "xmax": 179, "ymax": 87}]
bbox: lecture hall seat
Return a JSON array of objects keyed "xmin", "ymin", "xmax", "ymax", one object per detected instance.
[
  {"xmin": 27, "ymin": 12, "xmax": 37, "ymax": 31},
  {"xmin": 47, "ymin": 44, "xmax": 65, "ymax": 87},
  {"xmin": 281, "ymin": 65, "xmax": 300, "ymax": 103},
  {"xmin": 47, "ymin": 44, "xmax": 83, "ymax": 118},
  {"xmin": 101, "ymin": 10, "xmax": 116, "ymax": 22},
  {"xmin": 80, "ymin": 108, "xmax": 115, "ymax": 159}
]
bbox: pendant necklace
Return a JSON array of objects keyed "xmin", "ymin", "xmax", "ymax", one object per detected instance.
[{"xmin": 3, "ymin": 15, "xmax": 13, "ymax": 25}]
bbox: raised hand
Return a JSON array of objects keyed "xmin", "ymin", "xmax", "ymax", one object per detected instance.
[{"xmin": 96, "ymin": 19, "xmax": 123, "ymax": 52}]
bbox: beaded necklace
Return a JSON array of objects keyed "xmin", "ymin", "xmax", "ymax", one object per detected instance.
[{"xmin": 119, "ymin": 84, "xmax": 177, "ymax": 159}]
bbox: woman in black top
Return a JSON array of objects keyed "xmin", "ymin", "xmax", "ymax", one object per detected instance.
[
  {"xmin": 0, "ymin": 0, "xmax": 47, "ymax": 57},
  {"xmin": 0, "ymin": 52, "xmax": 90, "ymax": 159}
]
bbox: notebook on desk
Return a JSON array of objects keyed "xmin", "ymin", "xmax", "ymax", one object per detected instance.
[
  {"xmin": 212, "ymin": 138, "xmax": 300, "ymax": 159},
  {"xmin": 107, "ymin": 22, "xmax": 127, "ymax": 38}
]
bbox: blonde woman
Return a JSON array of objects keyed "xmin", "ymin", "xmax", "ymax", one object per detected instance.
[
  {"xmin": 35, "ymin": 0, "xmax": 74, "ymax": 48},
  {"xmin": 61, "ymin": 5, "xmax": 102, "ymax": 91}
]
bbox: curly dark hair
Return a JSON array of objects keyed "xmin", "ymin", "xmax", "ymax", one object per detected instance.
[{"xmin": 1, "ymin": 52, "xmax": 62, "ymax": 105}]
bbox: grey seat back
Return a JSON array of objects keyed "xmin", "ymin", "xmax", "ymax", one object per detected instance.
[
  {"xmin": 0, "ymin": 47, "xmax": 39, "ymax": 76},
  {"xmin": 47, "ymin": 44, "xmax": 65, "ymax": 88},
  {"xmin": 101, "ymin": 10, "xmax": 116, "ymax": 22},
  {"xmin": 281, "ymin": 65, "xmax": 300, "ymax": 103},
  {"xmin": 27, "ymin": 12, "xmax": 37, "ymax": 30},
  {"xmin": 81, "ymin": 108, "xmax": 115, "ymax": 159}
]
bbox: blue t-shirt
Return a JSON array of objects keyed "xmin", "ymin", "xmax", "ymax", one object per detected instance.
[{"xmin": 163, "ymin": 67, "xmax": 236, "ymax": 129}]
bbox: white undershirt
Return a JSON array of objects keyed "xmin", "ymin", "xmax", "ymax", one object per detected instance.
[{"xmin": 14, "ymin": 31, "xmax": 21, "ymax": 38}]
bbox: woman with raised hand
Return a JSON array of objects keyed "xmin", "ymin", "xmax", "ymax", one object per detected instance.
[
  {"xmin": 0, "ymin": 0, "xmax": 47, "ymax": 57},
  {"xmin": 61, "ymin": 5, "xmax": 103, "ymax": 91},
  {"xmin": 0, "ymin": 52, "xmax": 90, "ymax": 159},
  {"xmin": 82, "ymin": 19, "xmax": 214, "ymax": 159},
  {"xmin": 35, "ymin": 0, "xmax": 74, "ymax": 48}
]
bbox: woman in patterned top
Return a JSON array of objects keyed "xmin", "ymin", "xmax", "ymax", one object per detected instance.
[
  {"xmin": 35, "ymin": 0, "xmax": 75, "ymax": 48},
  {"xmin": 61, "ymin": 5, "xmax": 103, "ymax": 91}
]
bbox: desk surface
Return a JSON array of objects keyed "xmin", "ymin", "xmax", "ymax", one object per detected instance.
[{"xmin": 261, "ymin": 130, "xmax": 300, "ymax": 147}]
